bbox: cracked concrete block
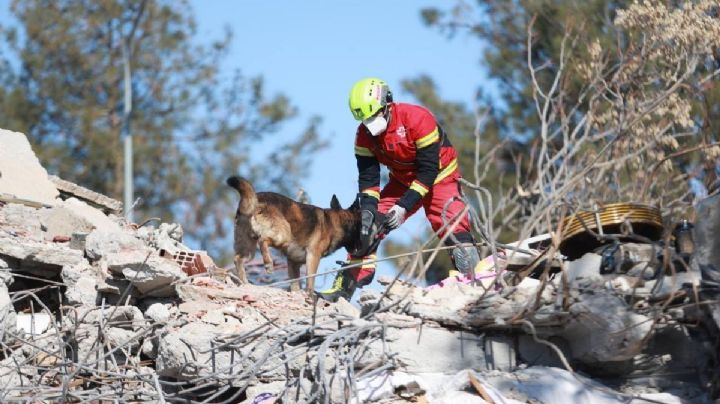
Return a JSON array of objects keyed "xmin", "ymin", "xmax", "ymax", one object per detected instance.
[
  {"xmin": 484, "ymin": 334, "xmax": 517, "ymax": 371},
  {"xmin": 363, "ymin": 326, "xmax": 487, "ymax": 374},
  {"xmin": 39, "ymin": 204, "xmax": 94, "ymax": 240},
  {"xmin": 49, "ymin": 175, "xmax": 123, "ymax": 214},
  {"xmin": 0, "ymin": 355, "xmax": 34, "ymax": 399},
  {"xmin": 59, "ymin": 198, "xmax": 121, "ymax": 233},
  {"xmin": 85, "ymin": 229, "xmax": 147, "ymax": 261},
  {"xmin": 0, "ymin": 203, "xmax": 44, "ymax": 240},
  {"xmin": 0, "ymin": 282, "xmax": 16, "ymax": 342},
  {"xmin": 144, "ymin": 302, "xmax": 171, "ymax": 323},
  {"xmin": 61, "ymin": 262, "xmax": 99, "ymax": 306},
  {"xmin": 517, "ymin": 335, "xmax": 571, "ymax": 368},
  {"xmin": 107, "ymin": 251, "xmax": 186, "ymax": 297},
  {"xmin": 566, "ymin": 253, "xmax": 603, "ymax": 283},
  {"xmin": 0, "ymin": 234, "xmax": 85, "ymax": 274},
  {"xmin": 0, "ymin": 256, "xmax": 12, "ymax": 285},
  {"xmin": 0, "ymin": 129, "xmax": 59, "ymax": 206}
]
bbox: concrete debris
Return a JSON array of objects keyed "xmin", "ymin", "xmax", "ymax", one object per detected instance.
[
  {"xmin": 48, "ymin": 174, "xmax": 123, "ymax": 214},
  {"xmin": 0, "ymin": 128, "xmax": 59, "ymax": 206},
  {"xmin": 1, "ymin": 128, "xmax": 719, "ymax": 403}
]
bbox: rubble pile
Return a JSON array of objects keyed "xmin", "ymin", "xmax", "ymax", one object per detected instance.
[{"xmin": 1, "ymin": 127, "xmax": 720, "ymax": 403}]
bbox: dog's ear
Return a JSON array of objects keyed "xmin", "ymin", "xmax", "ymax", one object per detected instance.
[{"xmin": 330, "ymin": 194, "xmax": 341, "ymax": 210}]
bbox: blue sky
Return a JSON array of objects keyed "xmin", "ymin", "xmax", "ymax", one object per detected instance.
[
  {"xmin": 188, "ymin": 1, "xmax": 490, "ymax": 288},
  {"xmin": 0, "ymin": 0, "xmax": 491, "ymax": 290}
]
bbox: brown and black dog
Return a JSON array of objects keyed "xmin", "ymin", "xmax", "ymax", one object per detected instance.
[{"xmin": 226, "ymin": 176, "xmax": 360, "ymax": 293}]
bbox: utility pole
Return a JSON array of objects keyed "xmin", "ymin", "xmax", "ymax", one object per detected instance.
[{"xmin": 122, "ymin": 38, "xmax": 133, "ymax": 222}]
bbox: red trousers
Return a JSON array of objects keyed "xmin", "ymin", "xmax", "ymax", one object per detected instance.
[{"xmin": 349, "ymin": 178, "xmax": 471, "ymax": 283}]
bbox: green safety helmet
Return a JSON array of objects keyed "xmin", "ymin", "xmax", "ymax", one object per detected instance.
[{"xmin": 348, "ymin": 78, "xmax": 392, "ymax": 121}]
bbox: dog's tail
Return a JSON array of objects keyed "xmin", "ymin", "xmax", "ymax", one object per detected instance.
[{"xmin": 226, "ymin": 176, "xmax": 258, "ymax": 215}]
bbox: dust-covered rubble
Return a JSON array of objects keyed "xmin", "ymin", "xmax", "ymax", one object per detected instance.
[{"xmin": 1, "ymin": 127, "xmax": 720, "ymax": 403}]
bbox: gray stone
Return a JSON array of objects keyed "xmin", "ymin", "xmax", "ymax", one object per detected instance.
[
  {"xmin": 0, "ymin": 128, "xmax": 59, "ymax": 206},
  {"xmin": 60, "ymin": 198, "xmax": 122, "ymax": 233},
  {"xmin": 61, "ymin": 262, "xmax": 99, "ymax": 306},
  {"xmin": 85, "ymin": 229, "xmax": 147, "ymax": 261},
  {"xmin": 0, "ymin": 356, "xmax": 34, "ymax": 399},
  {"xmin": 39, "ymin": 203, "xmax": 95, "ymax": 240},
  {"xmin": 0, "ymin": 203, "xmax": 44, "ymax": 240},
  {"xmin": 566, "ymin": 253, "xmax": 603, "ymax": 283},
  {"xmin": 0, "ymin": 234, "xmax": 85, "ymax": 274},
  {"xmin": 484, "ymin": 334, "xmax": 517, "ymax": 371},
  {"xmin": 70, "ymin": 305, "xmax": 145, "ymax": 330},
  {"xmin": 0, "ymin": 256, "xmax": 12, "ymax": 285},
  {"xmin": 361, "ymin": 326, "xmax": 487, "ymax": 374},
  {"xmin": 0, "ymin": 282, "xmax": 16, "ymax": 342},
  {"xmin": 517, "ymin": 335, "xmax": 571, "ymax": 368},
  {"xmin": 559, "ymin": 290, "xmax": 653, "ymax": 364},
  {"xmin": 244, "ymin": 381, "xmax": 287, "ymax": 403},
  {"xmin": 49, "ymin": 175, "xmax": 123, "ymax": 214},
  {"xmin": 144, "ymin": 302, "xmax": 171, "ymax": 323},
  {"xmin": 156, "ymin": 321, "xmax": 234, "ymax": 379},
  {"xmin": 70, "ymin": 324, "xmax": 140, "ymax": 365},
  {"xmin": 106, "ymin": 252, "xmax": 186, "ymax": 297}
]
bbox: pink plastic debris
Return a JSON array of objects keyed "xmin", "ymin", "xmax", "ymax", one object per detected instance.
[{"xmin": 425, "ymin": 255, "xmax": 500, "ymax": 290}]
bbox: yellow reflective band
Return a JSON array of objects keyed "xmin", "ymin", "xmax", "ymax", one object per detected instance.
[
  {"xmin": 362, "ymin": 189, "xmax": 380, "ymax": 200},
  {"xmin": 409, "ymin": 181, "xmax": 430, "ymax": 197},
  {"xmin": 415, "ymin": 127, "xmax": 439, "ymax": 148},
  {"xmin": 434, "ymin": 159, "xmax": 458, "ymax": 184},
  {"xmin": 349, "ymin": 254, "xmax": 377, "ymax": 268},
  {"xmin": 354, "ymin": 145, "xmax": 374, "ymax": 157}
]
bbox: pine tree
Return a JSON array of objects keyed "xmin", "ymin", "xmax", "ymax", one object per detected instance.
[{"xmin": 0, "ymin": 0, "xmax": 326, "ymax": 260}]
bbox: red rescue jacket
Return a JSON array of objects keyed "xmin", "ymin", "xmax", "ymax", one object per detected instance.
[{"xmin": 354, "ymin": 103, "xmax": 460, "ymax": 209}]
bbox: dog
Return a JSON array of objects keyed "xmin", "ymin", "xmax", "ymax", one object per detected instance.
[{"xmin": 226, "ymin": 176, "xmax": 360, "ymax": 293}]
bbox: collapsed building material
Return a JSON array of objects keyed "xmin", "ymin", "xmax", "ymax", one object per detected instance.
[
  {"xmin": 48, "ymin": 175, "xmax": 123, "ymax": 214},
  {"xmin": 0, "ymin": 129, "xmax": 59, "ymax": 206},
  {"xmin": 0, "ymin": 128, "xmax": 718, "ymax": 402}
]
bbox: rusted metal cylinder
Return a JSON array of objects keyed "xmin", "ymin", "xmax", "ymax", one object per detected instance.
[{"xmin": 559, "ymin": 202, "xmax": 663, "ymax": 259}]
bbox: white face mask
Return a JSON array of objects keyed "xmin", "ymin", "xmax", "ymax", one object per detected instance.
[{"xmin": 363, "ymin": 114, "xmax": 388, "ymax": 136}]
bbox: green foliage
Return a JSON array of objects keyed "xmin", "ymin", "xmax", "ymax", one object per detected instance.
[
  {"xmin": 0, "ymin": 0, "xmax": 325, "ymax": 261},
  {"xmin": 422, "ymin": 0, "xmax": 720, "ymax": 197}
]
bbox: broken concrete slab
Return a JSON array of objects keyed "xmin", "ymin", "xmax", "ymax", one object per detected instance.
[
  {"xmin": 559, "ymin": 290, "xmax": 653, "ymax": 364},
  {"xmin": 0, "ymin": 256, "xmax": 12, "ymax": 285},
  {"xmin": 39, "ymin": 203, "xmax": 95, "ymax": 241},
  {"xmin": 359, "ymin": 326, "xmax": 487, "ymax": 374},
  {"xmin": 85, "ymin": 229, "xmax": 147, "ymax": 261},
  {"xmin": 484, "ymin": 334, "xmax": 517, "ymax": 371},
  {"xmin": 0, "ymin": 129, "xmax": 59, "ymax": 206},
  {"xmin": 143, "ymin": 223, "xmax": 185, "ymax": 253},
  {"xmin": 49, "ymin": 175, "xmax": 123, "ymax": 214},
  {"xmin": 0, "ymin": 356, "xmax": 34, "ymax": 399},
  {"xmin": 144, "ymin": 302, "xmax": 171, "ymax": 323},
  {"xmin": 106, "ymin": 251, "xmax": 186, "ymax": 297},
  {"xmin": 565, "ymin": 252, "xmax": 603, "ymax": 283},
  {"xmin": 155, "ymin": 321, "xmax": 245, "ymax": 380},
  {"xmin": 40, "ymin": 198, "xmax": 121, "ymax": 241},
  {"xmin": 0, "ymin": 203, "xmax": 45, "ymax": 240},
  {"xmin": 68, "ymin": 305, "xmax": 145, "ymax": 330},
  {"xmin": 0, "ymin": 234, "xmax": 85, "ymax": 274},
  {"xmin": 61, "ymin": 262, "xmax": 99, "ymax": 306},
  {"xmin": 0, "ymin": 282, "xmax": 16, "ymax": 342}
]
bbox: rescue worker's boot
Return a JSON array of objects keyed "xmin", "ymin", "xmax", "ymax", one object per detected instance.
[
  {"xmin": 448, "ymin": 232, "xmax": 481, "ymax": 276},
  {"xmin": 317, "ymin": 271, "xmax": 358, "ymax": 303},
  {"xmin": 452, "ymin": 244, "xmax": 481, "ymax": 275}
]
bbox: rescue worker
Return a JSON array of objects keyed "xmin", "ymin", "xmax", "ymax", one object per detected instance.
[{"xmin": 318, "ymin": 78, "xmax": 480, "ymax": 302}]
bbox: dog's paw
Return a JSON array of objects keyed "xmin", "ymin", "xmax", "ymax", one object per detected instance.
[{"xmin": 264, "ymin": 263, "xmax": 274, "ymax": 274}]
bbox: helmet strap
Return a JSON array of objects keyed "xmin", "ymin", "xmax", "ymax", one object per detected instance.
[{"xmin": 383, "ymin": 104, "xmax": 392, "ymax": 126}]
